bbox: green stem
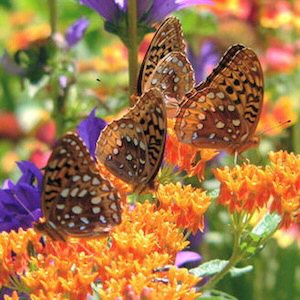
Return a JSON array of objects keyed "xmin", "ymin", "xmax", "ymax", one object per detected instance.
[
  {"xmin": 199, "ymin": 213, "xmax": 244, "ymax": 292},
  {"xmin": 48, "ymin": 0, "xmax": 57, "ymax": 36},
  {"xmin": 127, "ymin": 0, "xmax": 138, "ymax": 104},
  {"xmin": 48, "ymin": 0, "xmax": 66, "ymax": 137},
  {"xmin": 200, "ymin": 226, "xmax": 243, "ymax": 291},
  {"xmin": 184, "ymin": 229, "xmax": 192, "ymax": 241},
  {"xmin": 292, "ymin": 121, "xmax": 300, "ymax": 154}
]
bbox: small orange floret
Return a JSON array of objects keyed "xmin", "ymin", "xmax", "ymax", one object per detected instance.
[
  {"xmin": 156, "ymin": 183, "xmax": 212, "ymax": 234},
  {"xmin": 213, "ymin": 164, "xmax": 272, "ymax": 214}
]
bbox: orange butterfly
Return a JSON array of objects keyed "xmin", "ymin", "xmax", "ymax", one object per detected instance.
[
  {"xmin": 175, "ymin": 44, "xmax": 264, "ymax": 155},
  {"xmin": 35, "ymin": 133, "xmax": 122, "ymax": 241},
  {"xmin": 96, "ymin": 88, "xmax": 167, "ymax": 193},
  {"xmin": 137, "ymin": 16, "xmax": 195, "ymax": 110}
]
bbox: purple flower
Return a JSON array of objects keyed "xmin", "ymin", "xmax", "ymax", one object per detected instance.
[
  {"xmin": 65, "ymin": 17, "xmax": 90, "ymax": 48},
  {"xmin": 79, "ymin": 0, "xmax": 212, "ymax": 41},
  {"xmin": 80, "ymin": 0, "xmax": 211, "ymax": 24},
  {"xmin": 59, "ymin": 75, "xmax": 68, "ymax": 89},
  {"xmin": 187, "ymin": 40, "xmax": 219, "ymax": 84},
  {"xmin": 0, "ymin": 161, "xmax": 42, "ymax": 232},
  {"xmin": 142, "ymin": 0, "xmax": 212, "ymax": 24},
  {"xmin": 77, "ymin": 108, "xmax": 107, "ymax": 159},
  {"xmin": 175, "ymin": 251, "xmax": 202, "ymax": 267}
]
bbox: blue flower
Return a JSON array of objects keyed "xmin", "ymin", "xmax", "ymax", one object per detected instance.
[
  {"xmin": 187, "ymin": 40, "xmax": 219, "ymax": 84},
  {"xmin": 0, "ymin": 161, "xmax": 42, "ymax": 232},
  {"xmin": 77, "ymin": 108, "xmax": 107, "ymax": 159},
  {"xmin": 0, "ymin": 110, "xmax": 106, "ymax": 233},
  {"xmin": 65, "ymin": 17, "xmax": 90, "ymax": 48}
]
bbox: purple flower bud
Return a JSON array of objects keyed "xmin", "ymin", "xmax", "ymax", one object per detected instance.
[
  {"xmin": 65, "ymin": 17, "xmax": 90, "ymax": 48},
  {"xmin": 77, "ymin": 108, "xmax": 107, "ymax": 159}
]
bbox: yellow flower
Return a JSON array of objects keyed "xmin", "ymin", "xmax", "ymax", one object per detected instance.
[{"xmin": 156, "ymin": 183, "xmax": 212, "ymax": 234}]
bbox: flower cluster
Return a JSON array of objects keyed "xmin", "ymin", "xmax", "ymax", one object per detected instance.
[
  {"xmin": 214, "ymin": 151, "xmax": 300, "ymax": 228},
  {"xmin": 0, "ymin": 201, "xmax": 203, "ymax": 299},
  {"xmin": 156, "ymin": 183, "xmax": 211, "ymax": 234},
  {"xmin": 267, "ymin": 151, "xmax": 300, "ymax": 228}
]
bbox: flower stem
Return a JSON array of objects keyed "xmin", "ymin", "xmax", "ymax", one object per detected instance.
[
  {"xmin": 199, "ymin": 219, "xmax": 244, "ymax": 291},
  {"xmin": 293, "ymin": 121, "xmax": 300, "ymax": 154},
  {"xmin": 127, "ymin": 0, "xmax": 138, "ymax": 104},
  {"xmin": 48, "ymin": 0, "xmax": 65, "ymax": 137},
  {"xmin": 48, "ymin": 0, "xmax": 57, "ymax": 35}
]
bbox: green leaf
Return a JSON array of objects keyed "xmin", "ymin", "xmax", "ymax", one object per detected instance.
[
  {"xmin": 230, "ymin": 265, "xmax": 253, "ymax": 277},
  {"xmin": 252, "ymin": 213, "xmax": 281, "ymax": 238},
  {"xmin": 197, "ymin": 289, "xmax": 239, "ymax": 300},
  {"xmin": 190, "ymin": 259, "xmax": 228, "ymax": 277},
  {"xmin": 190, "ymin": 260, "xmax": 252, "ymax": 278},
  {"xmin": 208, "ymin": 188, "xmax": 220, "ymax": 198}
]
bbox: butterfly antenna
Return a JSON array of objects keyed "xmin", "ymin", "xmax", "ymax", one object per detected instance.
[{"xmin": 258, "ymin": 120, "xmax": 291, "ymax": 136}]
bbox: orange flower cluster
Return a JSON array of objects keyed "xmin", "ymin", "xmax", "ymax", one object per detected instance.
[
  {"xmin": 165, "ymin": 120, "xmax": 219, "ymax": 180},
  {"xmin": 267, "ymin": 151, "xmax": 300, "ymax": 228},
  {"xmin": 156, "ymin": 183, "xmax": 212, "ymax": 234},
  {"xmin": 214, "ymin": 151, "xmax": 300, "ymax": 228},
  {"xmin": 1, "ymin": 202, "xmax": 202, "ymax": 300},
  {"xmin": 214, "ymin": 164, "xmax": 271, "ymax": 214}
]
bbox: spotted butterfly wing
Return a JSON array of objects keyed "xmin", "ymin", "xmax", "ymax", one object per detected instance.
[
  {"xmin": 137, "ymin": 17, "xmax": 195, "ymax": 104},
  {"xmin": 143, "ymin": 52, "xmax": 195, "ymax": 105},
  {"xmin": 175, "ymin": 44, "xmax": 264, "ymax": 154},
  {"xmin": 96, "ymin": 88, "xmax": 167, "ymax": 193},
  {"xmin": 34, "ymin": 133, "xmax": 122, "ymax": 241}
]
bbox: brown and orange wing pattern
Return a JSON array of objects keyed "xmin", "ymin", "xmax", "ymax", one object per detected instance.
[
  {"xmin": 175, "ymin": 44, "xmax": 264, "ymax": 154},
  {"xmin": 97, "ymin": 88, "xmax": 167, "ymax": 192},
  {"xmin": 35, "ymin": 133, "xmax": 121, "ymax": 241}
]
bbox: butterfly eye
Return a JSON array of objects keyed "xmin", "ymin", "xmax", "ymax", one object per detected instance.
[
  {"xmin": 175, "ymin": 44, "xmax": 264, "ymax": 156},
  {"xmin": 35, "ymin": 132, "xmax": 122, "ymax": 241},
  {"xmin": 96, "ymin": 88, "xmax": 167, "ymax": 194}
]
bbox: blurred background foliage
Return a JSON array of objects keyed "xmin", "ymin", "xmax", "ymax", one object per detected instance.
[{"xmin": 0, "ymin": 1, "xmax": 299, "ymax": 299}]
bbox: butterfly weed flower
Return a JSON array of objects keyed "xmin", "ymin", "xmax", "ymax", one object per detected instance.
[
  {"xmin": 156, "ymin": 183, "xmax": 212, "ymax": 234},
  {"xmin": 213, "ymin": 164, "xmax": 272, "ymax": 214},
  {"xmin": 267, "ymin": 151, "xmax": 300, "ymax": 228},
  {"xmin": 0, "ymin": 201, "xmax": 203, "ymax": 298}
]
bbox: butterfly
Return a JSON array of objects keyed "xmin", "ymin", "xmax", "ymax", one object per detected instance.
[
  {"xmin": 136, "ymin": 17, "xmax": 195, "ymax": 109},
  {"xmin": 34, "ymin": 132, "xmax": 122, "ymax": 241},
  {"xmin": 174, "ymin": 44, "xmax": 264, "ymax": 155},
  {"xmin": 96, "ymin": 88, "xmax": 167, "ymax": 194}
]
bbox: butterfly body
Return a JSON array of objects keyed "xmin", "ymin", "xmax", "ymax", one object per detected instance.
[
  {"xmin": 96, "ymin": 88, "xmax": 167, "ymax": 194},
  {"xmin": 175, "ymin": 44, "xmax": 264, "ymax": 154},
  {"xmin": 35, "ymin": 133, "xmax": 122, "ymax": 241}
]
